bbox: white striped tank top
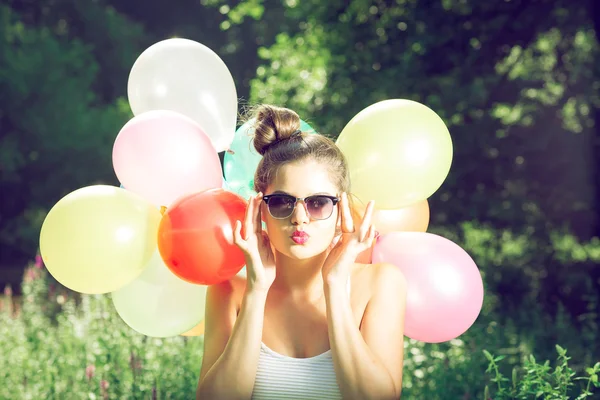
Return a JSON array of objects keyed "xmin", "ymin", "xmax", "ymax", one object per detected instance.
[
  {"xmin": 251, "ymin": 342, "xmax": 342, "ymax": 399},
  {"xmin": 251, "ymin": 279, "xmax": 351, "ymax": 400}
]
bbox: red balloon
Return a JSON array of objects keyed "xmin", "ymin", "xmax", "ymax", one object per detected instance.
[{"xmin": 158, "ymin": 189, "xmax": 247, "ymax": 285}]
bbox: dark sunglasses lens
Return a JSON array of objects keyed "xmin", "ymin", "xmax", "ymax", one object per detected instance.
[
  {"xmin": 305, "ymin": 196, "xmax": 334, "ymax": 220},
  {"xmin": 267, "ymin": 195, "xmax": 295, "ymax": 218}
]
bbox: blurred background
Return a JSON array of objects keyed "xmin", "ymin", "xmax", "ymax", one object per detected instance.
[{"xmin": 1, "ymin": 0, "xmax": 599, "ymax": 399}]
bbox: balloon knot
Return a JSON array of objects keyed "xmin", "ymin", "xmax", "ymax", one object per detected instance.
[
  {"xmin": 160, "ymin": 206, "xmax": 167, "ymax": 215},
  {"xmin": 226, "ymin": 149, "xmax": 235, "ymax": 155}
]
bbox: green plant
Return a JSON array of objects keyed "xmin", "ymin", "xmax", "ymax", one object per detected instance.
[
  {"xmin": 483, "ymin": 346, "xmax": 600, "ymax": 399},
  {"xmin": 0, "ymin": 261, "xmax": 204, "ymax": 399}
]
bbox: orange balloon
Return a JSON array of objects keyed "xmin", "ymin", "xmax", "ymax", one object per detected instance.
[
  {"xmin": 355, "ymin": 243, "xmax": 375, "ymax": 264},
  {"xmin": 353, "ymin": 199, "xmax": 429, "ymax": 236},
  {"xmin": 158, "ymin": 188, "xmax": 247, "ymax": 285},
  {"xmin": 181, "ymin": 320, "xmax": 205, "ymax": 336}
]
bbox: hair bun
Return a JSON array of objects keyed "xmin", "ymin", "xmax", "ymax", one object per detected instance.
[{"xmin": 251, "ymin": 105, "xmax": 302, "ymax": 156}]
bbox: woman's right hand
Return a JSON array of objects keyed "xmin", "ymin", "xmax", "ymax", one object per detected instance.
[{"xmin": 233, "ymin": 192, "xmax": 276, "ymax": 293}]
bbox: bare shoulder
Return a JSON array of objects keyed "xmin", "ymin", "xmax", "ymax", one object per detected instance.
[
  {"xmin": 347, "ymin": 262, "xmax": 406, "ymax": 313},
  {"xmin": 359, "ymin": 262, "xmax": 407, "ymax": 300},
  {"xmin": 372, "ymin": 262, "xmax": 407, "ymax": 286},
  {"xmin": 352, "ymin": 261, "xmax": 406, "ymax": 284}
]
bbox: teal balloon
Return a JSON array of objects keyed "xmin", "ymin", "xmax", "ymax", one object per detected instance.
[
  {"xmin": 224, "ymin": 118, "xmax": 317, "ymax": 197},
  {"xmin": 221, "ymin": 177, "xmax": 231, "ymax": 191},
  {"xmin": 300, "ymin": 120, "xmax": 318, "ymax": 135}
]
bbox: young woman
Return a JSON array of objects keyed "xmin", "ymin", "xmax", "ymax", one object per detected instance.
[{"xmin": 196, "ymin": 105, "xmax": 407, "ymax": 400}]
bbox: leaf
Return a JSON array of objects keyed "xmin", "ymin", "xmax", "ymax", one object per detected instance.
[{"xmin": 483, "ymin": 349, "xmax": 494, "ymax": 361}]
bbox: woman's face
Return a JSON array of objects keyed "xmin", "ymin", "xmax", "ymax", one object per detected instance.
[{"xmin": 262, "ymin": 159, "xmax": 339, "ymax": 260}]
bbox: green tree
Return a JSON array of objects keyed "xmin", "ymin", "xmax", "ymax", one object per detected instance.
[
  {"xmin": 240, "ymin": 0, "xmax": 598, "ymax": 237},
  {"xmin": 0, "ymin": 3, "xmax": 142, "ymax": 266}
]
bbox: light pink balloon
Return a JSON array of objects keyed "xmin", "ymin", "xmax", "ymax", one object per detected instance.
[
  {"xmin": 372, "ymin": 232, "xmax": 484, "ymax": 343},
  {"xmin": 113, "ymin": 110, "xmax": 223, "ymax": 206}
]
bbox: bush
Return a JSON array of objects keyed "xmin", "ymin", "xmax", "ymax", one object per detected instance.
[
  {"xmin": 484, "ymin": 346, "xmax": 600, "ymax": 399},
  {"xmin": 0, "ymin": 263, "xmax": 203, "ymax": 399}
]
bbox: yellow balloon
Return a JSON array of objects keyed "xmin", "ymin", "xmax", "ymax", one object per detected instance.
[
  {"xmin": 336, "ymin": 99, "xmax": 453, "ymax": 209},
  {"xmin": 40, "ymin": 185, "xmax": 161, "ymax": 294}
]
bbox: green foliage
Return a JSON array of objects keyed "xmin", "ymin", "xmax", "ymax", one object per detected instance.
[
  {"xmin": 0, "ymin": 3, "xmax": 142, "ymax": 265},
  {"xmin": 483, "ymin": 347, "xmax": 600, "ymax": 400},
  {"xmin": 432, "ymin": 222, "xmax": 600, "ymax": 368},
  {"xmin": 251, "ymin": 27, "xmax": 332, "ymax": 131},
  {"xmin": 0, "ymin": 263, "xmax": 203, "ymax": 399}
]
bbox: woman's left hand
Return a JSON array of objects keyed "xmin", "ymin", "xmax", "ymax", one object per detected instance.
[{"xmin": 322, "ymin": 192, "xmax": 376, "ymax": 286}]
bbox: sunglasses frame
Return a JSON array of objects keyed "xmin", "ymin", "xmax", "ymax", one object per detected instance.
[{"xmin": 262, "ymin": 194, "xmax": 340, "ymax": 220}]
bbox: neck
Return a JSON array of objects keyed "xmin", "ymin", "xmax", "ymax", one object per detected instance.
[{"xmin": 270, "ymin": 250, "xmax": 327, "ymax": 301}]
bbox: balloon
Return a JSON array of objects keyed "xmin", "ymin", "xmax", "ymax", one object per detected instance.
[
  {"xmin": 181, "ymin": 320, "xmax": 205, "ymax": 337},
  {"xmin": 158, "ymin": 189, "xmax": 247, "ymax": 285},
  {"xmin": 353, "ymin": 199, "xmax": 430, "ymax": 235},
  {"xmin": 300, "ymin": 120, "xmax": 318, "ymax": 134},
  {"xmin": 127, "ymin": 38, "xmax": 237, "ymax": 152},
  {"xmin": 221, "ymin": 178, "xmax": 231, "ymax": 191},
  {"xmin": 336, "ymin": 99, "xmax": 453, "ymax": 209},
  {"xmin": 113, "ymin": 110, "xmax": 223, "ymax": 207},
  {"xmin": 39, "ymin": 185, "xmax": 161, "ymax": 294},
  {"xmin": 372, "ymin": 232, "xmax": 484, "ymax": 343},
  {"xmin": 224, "ymin": 179, "xmax": 255, "ymax": 200},
  {"xmin": 223, "ymin": 118, "xmax": 317, "ymax": 199},
  {"xmin": 112, "ymin": 251, "xmax": 208, "ymax": 338}
]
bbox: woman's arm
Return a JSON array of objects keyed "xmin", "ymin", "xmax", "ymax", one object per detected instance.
[
  {"xmin": 324, "ymin": 263, "xmax": 407, "ymax": 400},
  {"xmin": 196, "ymin": 282, "xmax": 268, "ymax": 400},
  {"xmin": 197, "ymin": 192, "xmax": 276, "ymax": 399}
]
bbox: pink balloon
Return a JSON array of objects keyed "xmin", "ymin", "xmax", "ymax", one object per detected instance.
[
  {"xmin": 113, "ymin": 110, "xmax": 223, "ymax": 206},
  {"xmin": 372, "ymin": 232, "xmax": 484, "ymax": 343}
]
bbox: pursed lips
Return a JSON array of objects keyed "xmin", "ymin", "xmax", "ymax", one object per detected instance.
[{"xmin": 291, "ymin": 230, "xmax": 309, "ymax": 244}]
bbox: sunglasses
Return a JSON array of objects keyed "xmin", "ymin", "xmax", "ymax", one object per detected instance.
[{"xmin": 262, "ymin": 194, "xmax": 340, "ymax": 220}]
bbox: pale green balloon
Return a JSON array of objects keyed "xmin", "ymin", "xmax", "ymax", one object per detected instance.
[
  {"xmin": 336, "ymin": 99, "xmax": 453, "ymax": 209},
  {"xmin": 112, "ymin": 251, "xmax": 208, "ymax": 338},
  {"xmin": 223, "ymin": 119, "xmax": 317, "ymax": 196},
  {"xmin": 39, "ymin": 185, "xmax": 161, "ymax": 294}
]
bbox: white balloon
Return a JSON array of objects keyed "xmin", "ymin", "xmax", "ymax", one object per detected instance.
[
  {"xmin": 112, "ymin": 251, "xmax": 208, "ymax": 338},
  {"xmin": 128, "ymin": 38, "xmax": 237, "ymax": 152}
]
